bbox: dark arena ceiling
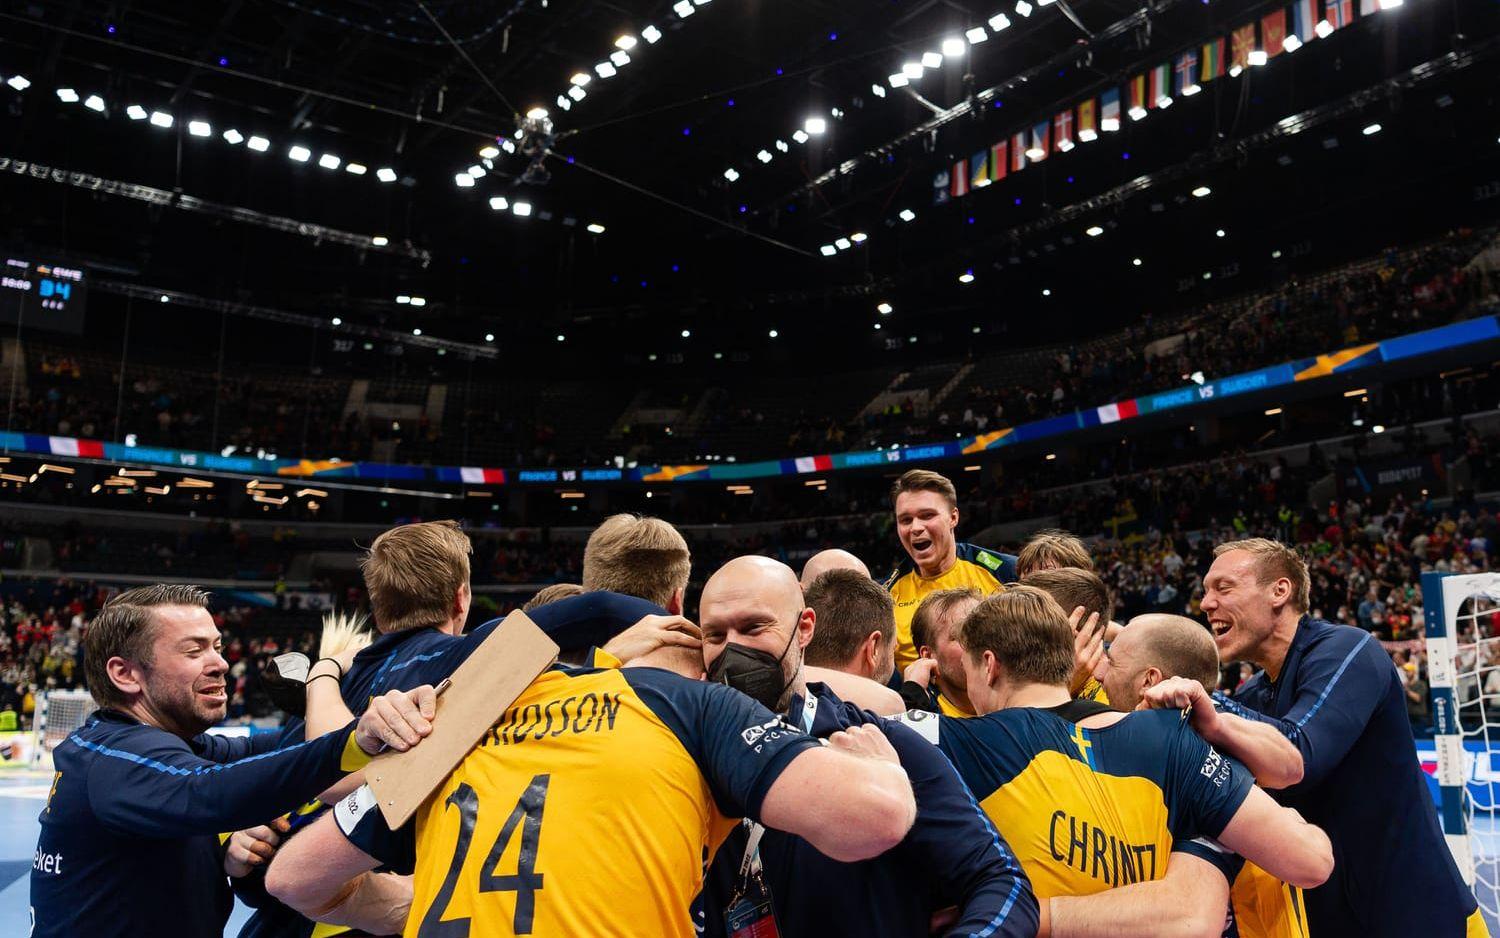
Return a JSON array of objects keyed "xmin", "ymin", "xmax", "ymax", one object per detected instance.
[{"xmin": 1, "ymin": 0, "xmax": 1498, "ymax": 375}]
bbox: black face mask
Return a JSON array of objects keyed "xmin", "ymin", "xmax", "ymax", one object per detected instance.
[{"xmin": 706, "ymin": 627, "xmax": 798, "ymax": 712}]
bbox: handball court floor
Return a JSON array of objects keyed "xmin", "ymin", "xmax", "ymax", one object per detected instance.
[{"xmin": 0, "ymin": 772, "xmax": 1496, "ymax": 935}]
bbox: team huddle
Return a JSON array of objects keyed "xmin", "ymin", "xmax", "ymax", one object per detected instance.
[{"xmin": 27, "ymin": 469, "xmax": 1486, "ymax": 937}]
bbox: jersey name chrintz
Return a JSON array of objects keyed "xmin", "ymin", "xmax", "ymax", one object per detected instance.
[{"xmin": 1047, "ymin": 809, "xmax": 1159, "ymax": 888}]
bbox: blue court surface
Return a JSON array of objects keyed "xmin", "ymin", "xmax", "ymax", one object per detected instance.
[{"xmin": 1, "ymin": 769, "xmax": 1498, "ymax": 935}]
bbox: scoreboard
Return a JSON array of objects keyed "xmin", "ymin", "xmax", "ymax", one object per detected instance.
[{"xmin": 0, "ymin": 257, "xmax": 88, "ymax": 333}]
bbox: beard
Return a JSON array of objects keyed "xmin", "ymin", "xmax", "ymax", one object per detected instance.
[{"xmin": 144, "ymin": 675, "xmax": 226, "ymax": 737}]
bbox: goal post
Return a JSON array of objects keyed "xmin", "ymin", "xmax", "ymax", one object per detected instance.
[
  {"xmin": 30, "ymin": 689, "xmax": 97, "ymax": 770},
  {"xmin": 1422, "ymin": 569, "xmax": 1500, "ymax": 920}
]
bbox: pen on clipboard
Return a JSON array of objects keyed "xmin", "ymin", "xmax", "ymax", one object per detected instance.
[{"xmin": 375, "ymin": 677, "xmax": 452, "ymax": 754}]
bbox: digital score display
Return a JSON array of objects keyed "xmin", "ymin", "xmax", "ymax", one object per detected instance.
[{"xmin": 0, "ymin": 257, "xmax": 88, "ymax": 333}]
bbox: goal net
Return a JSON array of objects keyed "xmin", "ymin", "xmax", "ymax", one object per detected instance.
[
  {"xmin": 31, "ymin": 690, "xmax": 97, "ymax": 770},
  {"xmin": 1423, "ymin": 569, "xmax": 1500, "ymax": 924}
]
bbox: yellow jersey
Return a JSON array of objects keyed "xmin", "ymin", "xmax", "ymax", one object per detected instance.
[
  {"xmin": 886, "ymin": 543, "xmax": 1016, "ymax": 671},
  {"xmin": 899, "ymin": 703, "xmax": 1253, "ymax": 899},
  {"xmin": 1230, "ymin": 862, "xmax": 1308, "ymax": 938},
  {"xmin": 335, "ymin": 665, "xmax": 817, "ymax": 937}
]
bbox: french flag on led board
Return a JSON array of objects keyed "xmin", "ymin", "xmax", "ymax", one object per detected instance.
[{"xmin": 1096, "ymin": 400, "xmax": 1140, "ymax": 424}]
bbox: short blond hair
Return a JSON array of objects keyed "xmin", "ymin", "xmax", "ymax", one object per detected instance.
[
  {"xmin": 523, "ymin": 583, "xmax": 584, "ymax": 612},
  {"xmin": 1021, "ymin": 567, "xmax": 1113, "ymax": 625},
  {"xmin": 361, "ymin": 521, "xmax": 472, "ymax": 633},
  {"xmin": 1017, "ymin": 530, "xmax": 1094, "ymax": 576},
  {"xmin": 582, "ymin": 514, "xmax": 691, "ymax": 608},
  {"xmin": 1214, "ymin": 538, "xmax": 1310, "ymax": 612},
  {"xmin": 957, "ymin": 585, "xmax": 1074, "ymax": 686},
  {"xmin": 911, "ymin": 587, "xmax": 982, "ymax": 653},
  {"xmin": 892, "ymin": 469, "xmax": 957, "ymax": 509}
]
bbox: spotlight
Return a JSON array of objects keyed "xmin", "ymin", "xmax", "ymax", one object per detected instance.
[
  {"xmin": 835, "ymin": 237, "xmax": 852, "ymax": 250},
  {"xmin": 126, "ymin": 104, "xmax": 147, "ymax": 120},
  {"xmin": 371, "ymin": 236, "xmax": 389, "ymax": 246},
  {"xmin": 850, "ymin": 232, "xmax": 867, "ymax": 242},
  {"xmin": 5, "ymin": 75, "xmax": 30, "ymax": 91},
  {"xmin": 409, "ymin": 297, "xmax": 427, "ymax": 307},
  {"xmin": 83, "ymin": 94, "xmax": 105, "ymax": 112},
  {"xmin": 805, "ymin": 117, "xmax": 827, "ymax": 135},
  {"xmin": 1085, "ymin": 226, "xmax": 1103, "ymax": 237},
  {"xmin": 222, "ymin": 128, "xmax": 244, "ymax": 144},
  {"xmin": 1042, "ymin": 288, "xmax": 1051, "ymax": 296},
  {"xmin": 489, "ymin": 196, "xmax": 509, "ymax": 210},
  {"xmin": 1282, "ymin": 35, "xmax": 1303, "ymax": 52},
  {"xmin": 642, "ymin": 25, "xmax": 662, "ymax": 43},
  {"xmin": 1315, "ymin": 19, "xmax": 1334, "ymax": 37},
  {"xmin": 898, "ymin": 209, "xmax": 916, "ymax": 222},
  {"xmin": 570, "ymin": 72, "xmax": 592, "ymax": 87},
  {"xmin": 723, "ymin": 167, "xmax": 740, "ymax": 181},
  {"xmin": 1192, "ymin": 185, "xmax": 1211, "ymax": 198},
  {"xmin": 526, "ymin": 106, "xmax": 549, "ymax": 120},
  {"xmin": 467, "ymin": 164, "xmax": 487, "ymax": 178},
  {"xmin": 479, "ymin": 145, "xmax": 501, "ymax": 158},
  {"xmin": 557, "ymin": 334, "xmax": 566, "ymax": 342},
  {"xmin": 872, "ymin": 83, "xmax": 886, "ymax": 98},
  {"xmin": 512, "ymin": 201, "xmax": 533, "ymax": 216},
  {"xmin": 681, "ymin": 329, "xmax": 691, "ymax": 338},
  {"xmin": 757, "ymin": 150, "xmax": 772, "ymax": 163},
  {"xmin": 615, "ymin": 34, "xmax": 638, "ymax": 50},
  {"xmin": 375, "ymin": 167, "xmax": 397, "ymax": 182},
  {"xmin": 568, "ymin": 86, "xmax": 586, "ymax": 101},
  {"xmin": 958, "ymin": 270, "xmax": 975, "ymax": 284},
  {"xmin": 775, "ymin": 140, "xmax": 789, "ymax": 152},
  {"xmin": 1182, "ymin": 82, "xmax": 1202, "ymax": 96},
  {"xmin": 877, "ymin": 302, "xmax": 893, "ymax": 314},
  {"xmin": 1128, "ymin": 105, "xmax": 1147, "ymax": 121},
  {"xmin": 318, "ymin": 153, "xmax": 341, "ymax": 169},
  {"xmin": 888, "ymin": 73, "xmax": 910, "ymax": 88},
  {"xmin": 902, "ymin": 62, "xmax": 924, "ymax": 79},
  {"xmin": 345, "ymin": 162, "xmax": 367, "ymax": 175},
  {"xmin": 397, "ymin": 295, "xmax": 411, "ymax": 304},
  {"xmin": 1215, "ymin": 229, "xmax": 1226, "ymax": 238},
  {"xmin": 288, "ymin": 145, "xmax": 312, "ymax": 162},
  {"xmin": 1025, "ymin": 144, "xmax": 1045, "ymax": 160},
  {"xmin": 610, "ymin": 50, "xmax": 631, "ymax": 67},
  {"xmin": 557, "ymin": 96, "xmax": 571, "ymax": 111},
  {"xmin": 1078, "ymin": 127, "xmax": 1098, "ymax": 142},
  {"xmin": 1248, "ymin": 50, "xmax": 1268, "ymax": 66},
  {"xmin": 820, "ymin": 245, "xmax": 837, "ymax": 256},
  {"xmin": 921, "ymin": 51, "xmax": 943, "ymax": 69},
  {"xmin": 413, "ymin": 329, "xmax": 422, "ymax": 336},
  {"xmin": 1363, "ymin": 123, "xmax": 1382, "ymax": 135},
  {"xmin": 596, "ymin": 62, "xmax": 617, "ymax": 78},
  {"xmin": 1100, "ymin": 114, "xmax": 1120, "ymax": 132},
  {"xmin": 1014, "ymin": 1, "xmax": 1032, "ymax": 16},
  {"xmin": 942, "ymin": 37, "xmax": 967, "ymax": 57},
  {"xmin": 454, "ymin": 173, "xmax": 474, "ymax": 187},
  {"xmin": 792, "ymin": 129, "xmax": 809, "ymax": 143},
  {"xmin": 1378, "ymin": 0, "xmax": 1401, "ymax": 8},
  {"xmin": 586, "ymin": 223, "xmax": 606, "ymax": 234},
  {"xmin": 332, "ymin": 317, "xmax": 342, "ymax": 326},
  {"xmin": 989, "ymin": 12, "xmax": 1011, "ymax": 30},
  {"xmin": 768, "ymin": 329, "xmax": 778, "ymax": 338},
  {"xmin": 149, "ymin": 110, "xmax": 173, "ymax": 128},
  {"xmin": 188, "ymin": 120, "xmax": 211, "ymax": 136},
  {"xmin": 56, "ymin": 88, "xmax": 79, "ymax": 103},
  {"xmin": 1132, "ymin": 257, "xmax": 1142, "ymax": 266},
  {"xmin": 674, "ymin": 0, "xmax": 694, "ymax": 16},
  {"xmin": 485, "ymin": 333, "xmax": 495, "ymax": 342},
  {"xmin": 966, "ymin": 27, "xmax": 989, "ymax": 43}
]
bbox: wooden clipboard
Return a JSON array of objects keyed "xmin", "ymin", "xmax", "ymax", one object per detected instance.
[{"xmin": 365, "ymin": 610, "xmax": 559, "ymax": 828}]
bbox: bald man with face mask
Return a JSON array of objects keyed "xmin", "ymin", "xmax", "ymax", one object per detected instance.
[{"xmin": 698, "ymin": 556, "xmax": 1037, "ymax": 938}]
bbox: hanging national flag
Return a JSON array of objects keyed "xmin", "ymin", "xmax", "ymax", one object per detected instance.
[
  {"xmin": 1174, "ymin": 49, "xmax": 1201, "ymax": 96},
  {"xmin": 1230, "ymin": 24, "xmax": 1256, "ymax": 73},
  {"xmin": 1077, "ymin": 98, "xmax": 1098, "ymax": 141},
  {"xmin": 933, "ymin": 168, "xmax": 951, "ymax": 204},
  {"xmin": 1100, "ymin": 87, "xmax": 1122, "ymax": 131},
  {"xmin": 1201, "ymin": 38, "xmax": 1225, "ymax": 81},
  {"xmin": 1290, "ymin": 0, "xmax": 1316, "ymax": 41},
  {"xmin": 1127, "ymin": 74, "xmax": 1148, "ymax": 118},
  {"xmin": 971, "ymin": 150, "xmax": 991, "ymax": 188},
  {"xmin": 1028, "ymin": 120, "xmax": 1050, "ymax": 161},
  {"xmin": 990, "ymin": 140, "xmax": 1008, "ymax": 181},
  {"xmin": 1149, "ymin": 63, "xmax": 1172, "ymax": 107},
  {"xmin": 1262, "ymin": 9, "xmax": 1287, "ymax": 56},
  {"xmin": 1325, "ymin": 0, "xmax": 1353, "ymax": 29},
  {"xmin": 951, "ymin": 159, "xmax": 969, "ymax": 197},
  {"xmin": 1011, "ymin": 131, "xmax": 1029, "ymax": 172},
  {"xmin": 1053, "ymin": 108, "xmax": 1075, "ymax": 152}
]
